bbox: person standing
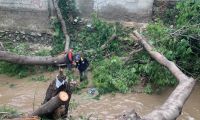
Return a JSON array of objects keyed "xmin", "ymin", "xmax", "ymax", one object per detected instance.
[
  {"xmin": 60, "ymin": 49, "xmax": 74, "ymax": 70},
  {"xmin": 75, "ymin": 54, "xmax": 89, "ymax": 82}
]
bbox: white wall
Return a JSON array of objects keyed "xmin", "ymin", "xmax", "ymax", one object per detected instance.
[{"xmin": 0, "ymin": 0, "xmax": 48, "ymax": 10}]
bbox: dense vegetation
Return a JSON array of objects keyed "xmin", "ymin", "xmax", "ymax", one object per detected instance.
[{"xmin": 75, "ymin": 0, "xmax": 199, "ymax": 94}]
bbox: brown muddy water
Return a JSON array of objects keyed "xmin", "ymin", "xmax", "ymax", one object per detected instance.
[{"xmin": 0, "ymin": 74, "xmax": 199, "ymax": 120}]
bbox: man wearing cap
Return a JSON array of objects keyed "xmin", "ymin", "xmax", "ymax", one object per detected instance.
[
  {"xmin": 75, "ymin": 54, "xmax": 89, "ymax": 82},
  {"xmin": 42, "ymin": 68, "xmax": 72, "ymax": 118}
]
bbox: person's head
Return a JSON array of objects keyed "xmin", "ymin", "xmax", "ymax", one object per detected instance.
[
  {"xmin": 57, "ymin": 68, "xmax": 66, "ymax": 81},
  {"xmin": 75, "ymin": 54, "xmax": 81, "ymax": 62},
  {"xmin": 69, "ymin": 48, "xmax": 73, "ymax": 52}
]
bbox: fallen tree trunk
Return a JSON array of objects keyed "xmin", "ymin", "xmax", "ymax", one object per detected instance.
[
  {"xmin": 31, "ymin": 91, "xmax": 69, "ymax": 116},
  {"xmin": 126, "ymin": 31, "xmax": 196, "ymax": 120},
  {"xmin": 53, "ymin": 0, "xmax": 70, "ymax": 51},
  {"xmin": 0, "ymin": 51, "xmax": 65, "ymax": 65}
]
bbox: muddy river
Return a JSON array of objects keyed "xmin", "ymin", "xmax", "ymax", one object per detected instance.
[{"xmin": 0, "ymin": 73, "xmax": 199, "ymax": 120}]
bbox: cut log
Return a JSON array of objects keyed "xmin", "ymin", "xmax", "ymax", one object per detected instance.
[{"xmin": 31, "ymin": 91, "xmax": 69, "ymax": 116}]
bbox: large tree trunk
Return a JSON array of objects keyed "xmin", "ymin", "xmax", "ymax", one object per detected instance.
[
  {"xmin": 31, "ymin": 91, "xmax": 69, "ymax": 116},
  {"xmin": 126, "ymin": 31, "xmax": 196, "ymax": 120},
  {"xmin": 53, "ymin": 0, "xmax": 70, "ymax": 51},
  {"xmin": 0, "ymin": 51, "xmax": 65, "ymax": 65}
]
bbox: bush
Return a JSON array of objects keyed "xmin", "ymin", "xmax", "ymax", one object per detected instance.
[
  {"xmin": 140, "ymin": 0, "xmax": 200, "ymax": 89},
  {"xmin": 93, "ymin": 57, "xmax": 138, "ymax": 94}
]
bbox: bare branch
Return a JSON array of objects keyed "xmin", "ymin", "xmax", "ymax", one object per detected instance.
[
  {"xmin": 100, "ymin": 34, "xmax": 117, "ymax": 50},
  {"xmin": 121, "ymin": 48, "xmax": 143, "ymax": 63}
]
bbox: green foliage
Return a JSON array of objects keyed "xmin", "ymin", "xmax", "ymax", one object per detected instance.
[
  {"xmin": 0, "ymin": 105, "xmax": 21, "ymax": 119},
  {"xmin": 69, "ymin": 99, "xmax": 79, "ymax": 111},
  {"xmin": 176, "ymin": 0, "xmax": 200, "ymax": 26},
  {"xmin": 9, "ymin": 43, "xmax": 29, "ymax": 55},
  {"xmin": 144, "ymin": 84, "xmax": 153, "ymax": 94},
  {"xmin": 34, "ymin": 49, "xmax": 51, "ymax": 56},
  {"xmin": 93, "ymin": 57, "xmax": 138, "ymax": 94},
  {"xmin": 0, "ymin": 61, "xmax": 33, "ymax": 78},
  {"xmin": 128, "ymin": 50, "xmax": 177, "ymax": 90},
  {"xmin": 142, "ymin": 0, "xmax": 200, "ymax": 88},
  {"xmin": 76, "ymin": 15, "xmax": 133, "ymax": 61},
  {"xmin": 51, "ymin": 19, "xmax": 65, "ymax": 55}
]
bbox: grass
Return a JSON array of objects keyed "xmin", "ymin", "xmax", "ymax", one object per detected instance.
[{"xmin": 0, "ymin": 105, "xmax": 21, "ymax": 119}]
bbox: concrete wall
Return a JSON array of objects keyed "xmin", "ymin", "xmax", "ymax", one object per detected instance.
[
  {"xmin": 75, "ymin": 0, "xmax": 154, "ymax": 22},
  {"xmin": 0, "ymin": 0, "xmax": 179, "ymax": 32},
  {"xmin": 0, "ymin": 0, "xmax": 53, "ymax": 32}
]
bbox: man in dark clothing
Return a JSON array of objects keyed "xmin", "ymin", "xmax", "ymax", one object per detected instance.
[
  {"xmin": 42, "ymin": 69, "xmax": 72, "ymax": 119},
  {"xmin": 75, "ymin": 54, "xmax": 89, "ymax": 82}
]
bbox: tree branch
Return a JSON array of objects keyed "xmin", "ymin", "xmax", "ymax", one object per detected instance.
[
  {"xmin": 53, "ymin": 0, "xmax": 70, "ymax": 51},
  {"xmin": 121, "ymin": 48, "xmax": 143, "ymax": 63},
  {"xmin": 131, "ymin": 31, "xmax": 196, "ymax": 120},
  {"xmin": 100, "ymin": 34, "xmax": 117, "ymax": 50}
]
